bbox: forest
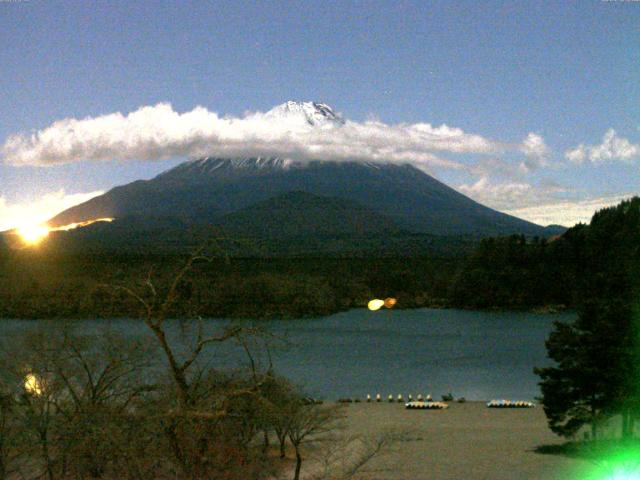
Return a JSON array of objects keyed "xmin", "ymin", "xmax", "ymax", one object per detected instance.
[
  {"xmin": 0, "ymin": 197, "xmax": 637, "ymax": 320},
  {"xmin": 0, "ymin": 252, "xmax": 459, "ymax": 320}
]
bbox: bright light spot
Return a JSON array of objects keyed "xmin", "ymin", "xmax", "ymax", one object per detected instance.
[
  {"xmin": 16, "ymin": 224, "xmax": 49, "ymax": 245},
  {"xmin": 12, "ymin": 217, "xmax": 114, "ymax": 247},
  {"xmin": 586, "ymin": 445, "xmax": 640, "ymax": 480},
  {"xmin": 384, "ymin": 297, "xmax": 397, "ymax": 308},
  {"xmin": 368, "ymin": 299, "xmax": 385, "ymax": 311},
  {"xmin": 24, "ymin": 373, "xmax": 43, "ymax": 396},
  {"xmin": 606, "ymin": 469, "xmax": 640, "ymax": 480}
]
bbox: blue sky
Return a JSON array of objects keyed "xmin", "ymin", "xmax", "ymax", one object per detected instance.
[{"xmin": 1, "ymin": 0, "xmax": 639, "ymax": 229}]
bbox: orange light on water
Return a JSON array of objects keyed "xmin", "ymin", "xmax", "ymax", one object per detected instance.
[
  {"xmin": 368, "ymin": 298, "xmax": 398, "ymax": 311},
  {"xmin": 384, "ymin": 297, "xmax": 397, "ymax": 308}
]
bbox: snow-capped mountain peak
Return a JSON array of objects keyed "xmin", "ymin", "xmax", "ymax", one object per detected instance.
[
  {"xmin": 265, "ymin": 101, "xmax": 344, "ymax": 126},
  {"xmin": 155, "ymin": 156, "xmax": 297, "ymax": 183}
]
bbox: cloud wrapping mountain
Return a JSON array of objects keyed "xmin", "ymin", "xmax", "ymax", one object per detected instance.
[{"xmin": 1, "ymin": 101, "xmax": 542, "ymax": 170}]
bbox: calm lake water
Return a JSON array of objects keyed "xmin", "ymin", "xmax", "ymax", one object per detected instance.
[{"xmin": 0, "ymin": 308, "xmax": 573, "ymax": 401}]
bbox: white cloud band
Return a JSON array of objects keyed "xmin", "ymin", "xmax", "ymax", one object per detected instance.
[
  {"xmin": 1, "ymin": 102, "xmax": 544, "ymax": 171},
  {"xmin": 503, "ymin": 194, "xmax": 633, "ymax": 227}
]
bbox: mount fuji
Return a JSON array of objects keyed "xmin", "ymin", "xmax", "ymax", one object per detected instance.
[{"xmin": 44, "ymin": 102, "xmax": 561, "ymax": 254}]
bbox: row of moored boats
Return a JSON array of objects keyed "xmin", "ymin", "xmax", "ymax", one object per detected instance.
[{"xmin": 404, "ymin": 399, "xmax": 535, "ymax": 410}]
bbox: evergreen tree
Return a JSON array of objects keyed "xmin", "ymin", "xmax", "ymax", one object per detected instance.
[
  {"xmin": 535, "ymin": 198, "xmax": 640, "ymax": 439},
  {"xmin": 535, "ymin": 299, "xmax": 635, "ymax": 438}
]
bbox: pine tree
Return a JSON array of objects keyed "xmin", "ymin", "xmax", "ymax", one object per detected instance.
[{"xmin": 535, "ymin": 198, "xmax": 640, "ymax": 440}]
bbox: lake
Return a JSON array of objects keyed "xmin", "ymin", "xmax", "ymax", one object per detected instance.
[{"xmin": 0, "ymin": 308, "xmax": 572, "ymax": 401}]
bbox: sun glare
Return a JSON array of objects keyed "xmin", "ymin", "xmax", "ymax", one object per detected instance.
[
  {"xmin": 16, "ymin": 224, "xmax": 50, "ymax": 245},
  {"xmin": 11, "ymin": 217, "xmax": 114, "ymax": 247}
]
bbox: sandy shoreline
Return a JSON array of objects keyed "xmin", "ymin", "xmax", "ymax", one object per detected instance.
[{"xmin": 321, "ymin": 402, "xmax": 591, "ymax": 480}]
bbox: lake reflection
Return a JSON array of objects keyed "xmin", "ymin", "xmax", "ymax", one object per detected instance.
[{"xmin": 0, "ymin": 308, "xmax": 572, "ymax": 401}]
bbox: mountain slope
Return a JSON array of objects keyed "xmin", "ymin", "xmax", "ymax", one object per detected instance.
[
  {"xmin": 51, "ymin": 157, "xmax": 546, "ymax": 237},
  {"xmin": 216, "ymin": 190, "xmax": 399, "ymax": 239},
  {"xmin": 48, "ymin": 100, "xmax": 553, "ymax": 240}
]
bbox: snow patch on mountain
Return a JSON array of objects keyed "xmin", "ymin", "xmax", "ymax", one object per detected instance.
[
  {"xmin": 158, "ymin": 156, "xmax": 403, "ymax": 182},
  {"xmin": 157, "ymin": 156, "xmax": 298, "ymax": 180},
  {"xmin": 196, "ymin": 157, "xmax": 295, "ymax": 170},
  {"xmin": 264, "ymin": 101, "xmax": 344, "ymax": 127}
]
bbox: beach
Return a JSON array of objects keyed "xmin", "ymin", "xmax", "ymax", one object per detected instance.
[{"xmin": 321, "ymin": 401, "xmax": 591, "ymax": 480}]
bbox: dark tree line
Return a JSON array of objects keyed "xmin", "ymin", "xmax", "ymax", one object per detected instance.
[
  {"xmin": 0, "ymin": 253, "xmax": 460, "ymax": 320},
  {"xmin": 449, "ymin": 227, "xmax": 588, "ymax": 310},
  {"xmin": 535, "ymin": 197, "xmax": 640, "ymax": 440}
]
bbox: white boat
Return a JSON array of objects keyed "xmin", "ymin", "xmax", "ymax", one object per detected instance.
[
  {"xmin": 405, "ymin": 401, "xmax": 449, "ymax": 410},
  {"xmin": 486, "ymin": 399, "xmax": 534, "ymax": 408}
]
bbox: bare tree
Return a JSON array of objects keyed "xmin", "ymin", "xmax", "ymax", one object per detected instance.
[
  {"xmin": 287, "ymin": 403, "xmax": 343, "ymax": 480},
  {"xmin": 0, "ymin": 388, "xmax": 23, "ymax": 480},
  {"xmin": 309, "ymin": 430, "xmax": 407, "ymax": 480},
  {"xmin": 2, "ymin": 328, "xmax": 67, "ymax": 480},
  {"xmin": 109, "ymin": 249, "xmax": 280, "ymax": 479},
  {"xmin": 258, "ymin": 373, "xmax": 298, "ymax": 459},
  {"xmin": 52, "ymin": 328, "xmax": 154, "ymax": 479},
  {"xmin": 0, "ymin": 247, "xmax": 313, "ymax": 480},
  {"xmin": 0, "ymin": 322, "xmax": 155, "ymax": 480},
  {"xmin": 110, "ymin": 249, "xmax": 260, "ymax": 409}
]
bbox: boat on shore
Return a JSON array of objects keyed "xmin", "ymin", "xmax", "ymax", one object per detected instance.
[
  {"xmin": 405, "ymin": 401, "xmax": 449, "ymax": 410},
  {"xmin": 486, "ymin": 399, "xmax": 534, "ymax": 408}
]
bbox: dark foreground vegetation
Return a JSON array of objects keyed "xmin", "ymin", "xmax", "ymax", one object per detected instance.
[
  {"xmin": 0, "ymin": 264, "xmax": 395, "ymax": 480},
  {"xmin": 534, "ymin": 198, "xmax": 640, "ymax": 447}
]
